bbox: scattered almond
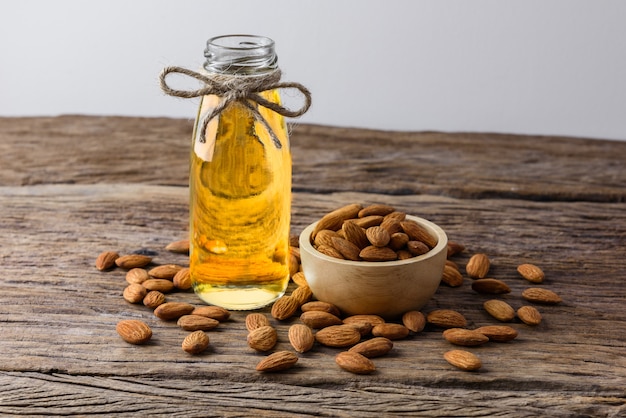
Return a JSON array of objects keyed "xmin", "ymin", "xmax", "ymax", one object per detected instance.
[
  {"xmin": 517, "ymin": 305, "xmax": 542, "ymax": 325},
  {"xmin": 444, "ymin": 349, "xmax": 482, "ymax": 371},
  {"xmin": 441, "ymin": 264, "xmax": 464, "ymax": 287},
  {"xmin": 522, "ymin": 287, "xmax": 562, "ymax": 304},
  {"xmin": 291, "ymin": 285, "xmax": 313, "ymax": 305},
  {"xmin": 182, "ymin": 330, "xmax": 209, "ymax": 354},
  {"xmin": 271, "ymin": 295, "xmax": 300, "ymax": 321},
  {"xmin": 115, "ymin": 254, "xmax": 152, "ymax": 269},
  {"xmin": 291, "ymin": 271, "xmax": 308, "ymax": 287},
  {"xmin": 315, "ymin": 325, "xmax": 361, "ymax": 347},
  {"xmin": 301, "ymin": 301, "xmax": 342, "ymax": 318},
  {"xmin": 123, "ymin": 283, "xmax": 147, "ymax": 304},
  {"xmin": 166, "ymin": 239, "xmax": 190, "ymax": 254},
  {"xmin": 348, "ymin": 337, "xmax": 393, "ymax": 358},
  {"xmin": 442, "ymin": 328, "xmax": 489, "ymax": 346},
  {"xmin": 142, "ymin": 278, "xmax": 175, "ymax": 294},
  {"xmin": 172, "ymin": 268, "xmax": 192, "ymax": 290},
  {"xmin": 126, "ymin": 268, "xmax": 150, "ymax": 285},
  {"xmin": 372, "ymin": 323, "xmax": 410, "ymax": 340},
  {"xmin": 343, "ymin": 314, "xmax": 385, "ymax": 328},
  {"xmin": 143, "ymin": 290, "xmax": 166, "ymax": 308},
  {"xmin": 475, "ymin": 325, "xmax": 518, "ymax": 342},
  {"xmin": 471, "ymin": 278, "xmax": 511, "ymax": 294},
  {"xmin": 95, "ymin": 251, "xmax": 119, "ymax": 271},
  {"xmin": 466, "ymin": 253, "xmax": 490, "ymax": 279},
  {"xmin": 256, "ymin": 351, "xmax": 299, "ymax": 372},
  {"xmin": 483, "ymin": 299, "xmax": 516, "ymax": 322},
  {"xmin": 402, "ymin": 310, "xmax": 426, "ymax": 333},
  {"xmin": 148, "ymin": 264, "xmax": 183, "ymax": 279},
  {"xmin": 335, "ymin": 351, "xmax": 376, "ymax": 374},
  {"xmin": 426, "ymin": 309, "xmax": 467, "ymax": 329},
  {"xmin": 245, "ymin": 313, "xmax": 270, "ymax": 331},
  {"xmin": 446, "ymin": 241, "xmax": 465, "ymax": 257},
  {"xmin": 153, "ymin": 302, "xmax": 195, "ymax": 320},
  {"xmin": 177, "ymin": 314, "xmax": 220, "ymax": 331},
  {"xmin": 517, "ymin": 263, "xmax": 545, "ymax": 283},
  {"xmin": 116, "ymin": 319, "xmax": 152, "ymax": 345},
  {"xmin": 247, "ymin": 325, "xmax": 278, "ymax": 352},
  {"xmin": 288, "ymin": 324, "xmax": 315, "ymax": 353},
  {"xmin": 300, "ymin": 310, "xmax": 343, "ymax": 329},
  {"xmin": 192, "ymin": 306, "xmax": 231, "ymax": 322}
]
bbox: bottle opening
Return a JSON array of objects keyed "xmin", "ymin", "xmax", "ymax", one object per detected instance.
[{"xmin": 204, "ymin": 34, "xmax": 278, "ymax": 75}]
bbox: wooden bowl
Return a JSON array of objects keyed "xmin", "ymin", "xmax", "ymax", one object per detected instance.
[{"xmin": 298, "ymin": 215, "xmax": 447, "ymax": 319}]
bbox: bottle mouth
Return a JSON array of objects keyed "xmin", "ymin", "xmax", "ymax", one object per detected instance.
[{"xmin": 204, "ymin": 34, "xmax": 278, "ymax": 75}]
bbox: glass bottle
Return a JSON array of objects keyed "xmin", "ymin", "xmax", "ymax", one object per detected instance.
[{"xmin": 189, "ymin": 35, "xmax": 291, "ymax": 310}]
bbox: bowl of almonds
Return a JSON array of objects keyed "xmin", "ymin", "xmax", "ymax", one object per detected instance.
[{"xmin": 299, "ymin": 204, "xmax": 448, "ymax": 319}]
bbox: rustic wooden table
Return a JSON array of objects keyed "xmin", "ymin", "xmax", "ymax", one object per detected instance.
[{"xmin": 1, "ymin": 116, "xmax": 625, "ymax": 417}]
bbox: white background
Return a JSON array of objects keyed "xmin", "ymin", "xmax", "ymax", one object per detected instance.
[{"xmin": 1, "ymin": 0, "xmax": 625, "ymax": 141}]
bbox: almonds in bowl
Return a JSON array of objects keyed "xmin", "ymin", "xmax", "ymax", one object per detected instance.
[{"xmin": 299, "ymin": 204, "xmax": 448, "ymax": 319}]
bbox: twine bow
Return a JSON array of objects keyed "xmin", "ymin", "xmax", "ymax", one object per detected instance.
[{"xmin": 159, "ymin": 66, "xmax": 312, "ymax": 148}]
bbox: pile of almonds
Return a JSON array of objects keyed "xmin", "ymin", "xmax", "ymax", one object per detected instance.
[{"xmin": 97, "ymin": 202, "xmax": 563, "ymax": 374}]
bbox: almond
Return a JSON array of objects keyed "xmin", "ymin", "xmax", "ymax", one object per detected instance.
[
  {"xmin": 522, "ymin": 287, "xmax": 562, "ymax": 304},
  {"xmin": 372, "ymin": 323, "xmax": 410, "ymax": 340},
  {"xmin": 192, "ymin": 306, "xmax": 231, "ymax": 322},
  {"xmin": 353, "ymin": 215, "xmax": 384, "ymax": 229},
  {"xmin": 289, "ymin": 235, "xmax": 300, "ymax": 247},
  {"xmin": 517, "ymin": 264, "xmax": 545, "ymax": 283},
  {"xmin": 348, "ymin": 337, "xmax": 393, "ymax": 358},
  {"xmin": 123, "ymin": 283, "xmax": 147, "ymax": 304},
  {"xmin": 95, "ymin": 251, "xmax": 119, "ymax": 271},
  {"xmin": 115, "ymin": 254, "xmax": 152, "ymax": 269},
  {"xmin": 345, "ymin": 321, "xmax": 373, "ymax": 336},
  {"xmin": 443, "ymin": 349, "xmax": 482, "ymax": 371},
  {"xmin": 466, "ymin": 253, "xmax": 490, "ymax": 278},
  {"xmin": 291, "ymin": 271, "xmax": 308, "ymax": 287},
  {"xmin": 475, "ymin": 325, "xmax": 519, "ymax": 342},
  {"xmin": 154, "ymin": 302, "xmax": 195, "ymax": 320},
  {"xmin": 177, "ymin": 314, "xmax": 220, "ymax": 331},
  {"xmin": 247, "ymin": 325, "xmax": 278, "ymax": 352},
  {"xmin": 335, "ymin": 351, "xmax": 375, "ymax": 374},
  {"xmin": 182, "ymin": 330, "xmax": 209, "ymax": 354},
  {"xmin": 471, "ymin": 278, "xmax": 511, "ymax": 294},
  {"xmin": 314, "ymin": 229, "xmax": 340, "ymax": 248},
  {"xmin": 426, "ymin": 309, "xmax": 467, "ymax": 329},
  {"xmin": 330, "ymin": 237, "xmax": 361, "ymax": 261},
  {"xmin": 441, "ymin": 264, "xmax": 464, "ymax": 287},
  {"xmin": 400, "ymin": 220, "xmax": 437, "ymax": 248},
  {"xmin": 166, "ymin": 239, "xmax": 190, "ymax": 254},
  {"xmin": 365, "ymin": 226, "xmax": 391, "ymax": 247},
  {"xmin": 289, "ymin": 245, "xmax": 301, "ymax": 262},
  {"xmin": 142, "ymin": 278, "xmax": 175, "ymax": 293},
  {"xmin": 172, "ymin": 268, "xmax": 192, "ymax": 290},
  {"xmin": 312, "ymin": 203, "xmax": 363, "ymax": 238},
  {"xmin": 316, "ymin": 244, "xmax": 345, "ymax": 259},
  {"xmin": 396, "ymin": 250, "xmax": 413, "ymax": 260},
  {"xmin": 291, "ymin": 285, "xmax": 313, "ymax": 305},
  {"xmin": 256, "ymin": 351, "xmax": 299, "ymax": 372},
  {"xmin": 148, "ymin": 264, "xmax": 183, "ymax": 279},
  {"xmin": 379, "ymin": 217, "xmax": 403, "ymax": 235},
  {"xmin": 116, "ymin": 319, "xmax": 152, "ymax": 345},
  {"xmin": 342, "ymin": 221, "xmax": 370, "ymax": 249},
  {"xmin": 143, "ymin": 290, "xmax": 166, "ymax": 308},
  {"xmin": 126, "ymin": 268, "xmax": 150, "ymax": 285},
  {"xmin": 407, "ymin": 240, "xmax": 430, "ymax": 256},
  {"xmin": 271, "ymin": 295, "xmax": 300, "ymax": 320},
  {"xmin": 301, "ymin": 301, "xmax": 342, "ymax": 318},
  {"xmin": 300, "ymin": 310, "xmax": 343, "ymax": 329},
  {"xmin": 446, "ymin": 241, "xmax": 465, "ymax": 258},
  {"xmin": 402, "ymin": 310, "xmax": 426, "ymax": 333},
  {"xmin": 517, "ymin": 305, "xmax": 542, "ymax": 325},
  {"xmin": 442, "ymin": 328, "xmax": 489, "ymax": 346},
  {"xmin": 315, "ymin": 325, "xmax": 361, "ymax": 347},
  {"xmin": 245, "ymin": 313, "xmax": 270, "ymax": 331},
  {"xmin": 388, "ymin": 232, "xmax": 410, "ymax": 251},
  {"xmin": 288, "ymin": 253, "xmax": 300, "ymax": 277},
  {"xmin": 358, "ymin": 204, "xmax": 395, "ymax": 218},
  {"xmin": 288, "ymin": 324, "xmax": 315, "ymax": 353},
  {"xmin": 359, "ymin": 245, "xmax": 397, "ymax": 262},
  {"xmin": 343, "ymin": 314, "xmax": 385, "ymax": 328},
  {"xmin": 483, "ymin": 299, "xmax": 516, "ymax": 322}
]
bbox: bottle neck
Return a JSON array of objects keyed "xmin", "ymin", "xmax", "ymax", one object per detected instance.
[{"xmin": 203, "ymin": 34, "xmax": 278, "ymax": 75}]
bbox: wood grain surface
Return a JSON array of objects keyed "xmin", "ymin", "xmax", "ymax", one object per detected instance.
[{"xmin": 0, "ymin": 116, "xmax": 625, "ymax": 417}]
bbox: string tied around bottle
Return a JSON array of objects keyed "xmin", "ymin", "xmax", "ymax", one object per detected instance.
[{"xmin": 159, "ymin": 66, "xmax": 312, "ymax": 148}]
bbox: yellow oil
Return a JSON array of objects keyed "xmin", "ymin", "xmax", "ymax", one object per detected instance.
[{"xmin": 189, "ymin": 89, "xmax": 291, "ymax": 310}]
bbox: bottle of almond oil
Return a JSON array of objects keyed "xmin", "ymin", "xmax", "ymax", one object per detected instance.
[{"xmin": 188, "ymin": 35, "xmax": 294, "ymax": 310}]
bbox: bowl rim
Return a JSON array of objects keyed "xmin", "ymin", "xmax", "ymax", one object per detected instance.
[{"xmin": 298, "ymin": 214, "xmax": 448, "ymax": 267}]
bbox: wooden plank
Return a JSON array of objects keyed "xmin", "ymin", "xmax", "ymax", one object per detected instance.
[
  {"xmin": 0, "ymin": 184, "xmax": 624, "ymax": 415},
  {"xmin": 1, "ymin": 116, "xmax": 625, "ymax": 202}
]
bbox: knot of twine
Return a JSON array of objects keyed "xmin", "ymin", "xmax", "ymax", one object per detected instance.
[{"xmin": 159, "ymin": 66, "xmax": 312, "ymax": 148}]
